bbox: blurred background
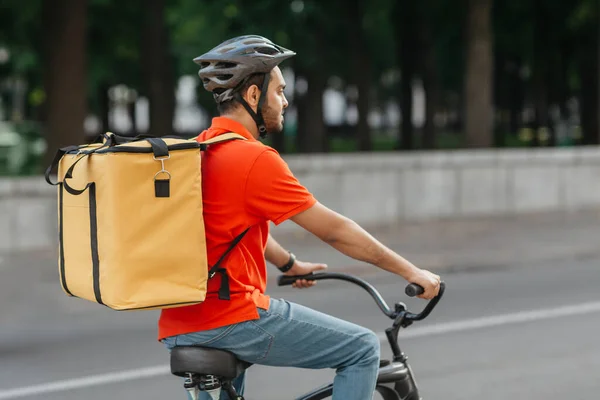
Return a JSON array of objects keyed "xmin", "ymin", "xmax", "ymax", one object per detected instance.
[
  {"xmin": 1, "ymin": 1, "xmax": 600, "ymax": 399},
  {"xmin": 0, "ymin": 0, "xmax": 599, "ymax": 174}
]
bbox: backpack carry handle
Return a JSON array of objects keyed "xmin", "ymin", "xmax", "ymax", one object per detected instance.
[
  {"xmin": 102, "ymin": 132, "xmax": 170, "ymax": 159},
  {"xmin": 102, "ymin": 131, "xmax": 186, "ymax": 146},
  {"xmin": 44, "ymin": 145, "xmax": 79, "ymax": 186},
  {"xmin": 47, "ymin": 134, "xmax": 171, "ymax": 196}
]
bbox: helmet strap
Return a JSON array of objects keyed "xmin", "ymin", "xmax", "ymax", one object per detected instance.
[{"xmin": 234, "ymin": 72, "xmax": 271, "ymax": 139}]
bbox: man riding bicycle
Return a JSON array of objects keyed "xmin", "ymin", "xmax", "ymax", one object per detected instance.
[{"xmin": 159, "ymin": 35, "xmax": 442, "ymax": 400}]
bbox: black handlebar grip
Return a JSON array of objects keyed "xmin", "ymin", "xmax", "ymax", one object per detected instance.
[
  {"xmin": 277, "ymin": 273, "xmax": 315, "ymax": 286},
  {"xmin": 405, "ymin": 283, "xmax": 425, "ymax": 297}
]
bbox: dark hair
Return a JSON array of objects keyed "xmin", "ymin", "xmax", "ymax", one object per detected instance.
[{"xmin": 216, "ymin": 73, "xmax": 266, "ymax": 115}]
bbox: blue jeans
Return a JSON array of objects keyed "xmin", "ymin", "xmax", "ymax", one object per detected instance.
[{"xmin": 161, "ymin": 298, "xmax": 380, "ymax": 400}]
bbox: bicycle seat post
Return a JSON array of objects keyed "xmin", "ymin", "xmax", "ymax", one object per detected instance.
[
  {"xmin": 184, "ymin": 373, "xmax": 200, "ymax": 400},
  {"xmin": 199, "ymin": 375, "xmax": 222, "ymax": 400}
]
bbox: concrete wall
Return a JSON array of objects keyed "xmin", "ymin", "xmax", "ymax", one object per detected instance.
[{"xmin": 2, "ymin": 146, "xmax": 600, "ymax": 252}]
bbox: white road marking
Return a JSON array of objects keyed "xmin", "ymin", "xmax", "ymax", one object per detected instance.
[
  {"xmin": 0, "ymin": 366, "xmax": 169, "ymax": 399},
  {"xmin": 1, "ymin": 300, "xmax": 600, "ymax": 399}
]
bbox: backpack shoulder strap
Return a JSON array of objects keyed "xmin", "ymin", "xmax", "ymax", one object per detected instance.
[
  {"xmin": 208, "ymin": 227, "xmax": 250, "ymax": 300},
  {"xmin": 198, "ymin": 132, "xmax": 246, "ymax": 145}
]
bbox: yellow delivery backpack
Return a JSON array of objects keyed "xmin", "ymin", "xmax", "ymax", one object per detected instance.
[{"xmin": 44, "ymin": 131, "xmax": 247, "ymax": 311}]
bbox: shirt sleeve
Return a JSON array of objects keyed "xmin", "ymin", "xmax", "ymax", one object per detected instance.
[{"xmin": 244, "ymin": 148, "xmax": 317, "ymax": 225}]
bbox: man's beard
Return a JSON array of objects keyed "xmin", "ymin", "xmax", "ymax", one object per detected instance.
[{"xmin": 261, "ymin": 103, "xmax": 284, "ymax": 135}]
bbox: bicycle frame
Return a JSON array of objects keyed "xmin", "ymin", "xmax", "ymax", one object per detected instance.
[
  {"xmin": 292, "ymin": 361, "xmax": 419, "ymax": 400},
  {"xmin": 277, "ymin": 273, "xmax": 445, "ymax": 400}
]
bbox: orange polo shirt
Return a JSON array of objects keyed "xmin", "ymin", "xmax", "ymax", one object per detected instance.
[{"xmin": 157, "ymin": 117, "xmax": 316, "ymax": 340}]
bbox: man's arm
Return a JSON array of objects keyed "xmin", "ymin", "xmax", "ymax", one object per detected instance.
[
  {"xmin": 290, "ymin": 202, "xmax": 441, "ymax": 299},
  {"xmin": 265, "ymin": 233, "xmax": 327, "ymax": 288},
  {"xmin": 264, "ymin": 234, "xmax": 291, "ymax": 268}
]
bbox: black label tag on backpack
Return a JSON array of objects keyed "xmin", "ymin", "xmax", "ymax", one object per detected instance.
[{"xmin": 155, "ymin": 179, "xmax": 170, "ymax": 198}]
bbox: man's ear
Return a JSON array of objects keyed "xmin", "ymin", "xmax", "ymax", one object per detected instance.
[{"xmin": 243, "ymin": 85, "xmax": 260, "ymax": 108}]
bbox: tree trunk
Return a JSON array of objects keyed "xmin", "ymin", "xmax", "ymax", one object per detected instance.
[
  {"xmin": 347, "ymin": 0, "xmax": 372, "ymax": 151},
  {"xmin": 597, "ymin": 3, "xmax": 600, "ymax": 145},
  {"xmin": 306, "ymin": 72, "xmax": 328, "ymax": 153},
  {"xmin": 577, "ymin": 2, "xmax": 599, "ymax": 146},
  {"xmin": 295, "ymin": 69, "xmax": 309, "ymax": 153},
  {"xmin": 394, "ymin": 0, "xmax": 417, "ymax": 150},
  {"xmin": 531, "ymin": 0, "xmax": 550, "ymax": 147},
  {"xmin": 295, "ymin": 69, "xmax": 327, "ymax": 154},
  {"xmin": 493, "ymin": 52, "xmax": 508, "ymax": 146},
  {"xmin": 99, "ymin": 81, "xmax": 110, "ymax": 134},
  {"xmin": 355, "ymin": 61, "xmax": 371, "ymax": 151},
  {"xmin": 419, "ymin": 1, "xmax": 438, "ymax": 149},
  {"xmin": 42, "ymin": 0, "xmax": 88, "ymax": 165},
  {"xmin": 547, "ymin": 41, "xmax": 570, "ymax": 146},
  {"xmin": 141, "ymin": 0, "xmax": 175, "ymax": 137},
  {"xmin": 531, "ymin": 78, "xmax": 549, "ymax": 147},
  {"xmin": 400, "ymin": 73, "xmax": 414, "ymax": 150},
  {"xmin": 580, "ymin": 47, "xmax": 599, "ymax": 145},
  {"xmin": 128, "ymin": 98, "xmax": 138, "ymax": 136},
  {"xmin": 507, "ymin": 57, "xmax": 524, "ymax": 137},
  {"xmin": 464, "ymin": 0, "xmax": 494, "ymax": 148}
]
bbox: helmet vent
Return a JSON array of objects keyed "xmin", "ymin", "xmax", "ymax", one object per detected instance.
[
  {"xmin": 216, "ymin": 62, "xmax": 237, "ymax": 69},
  {"xmin": 218, "ymin": 46, "xmax": 235, "ymax": 54},
  {"xmin": 243, "ymin": 38, "xmax": 264, "ymax": 45},
  {"xmin": 256, "ymin": 46, "xmax": 279, "ymax": 55}
]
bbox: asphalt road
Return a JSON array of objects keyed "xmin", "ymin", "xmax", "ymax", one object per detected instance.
[{"xmin": 1, "ymin": 254, "xmax": 599, "ymax": 400}]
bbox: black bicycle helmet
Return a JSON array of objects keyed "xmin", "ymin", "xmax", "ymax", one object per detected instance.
[{"xmin": 194, "ymin": 35, "xmax": 295, "ymax": 137}]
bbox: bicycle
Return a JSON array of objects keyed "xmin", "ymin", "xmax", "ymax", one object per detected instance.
[{"xmin": 169, "ymin": 272, "xmax": 446, "ymax": 400}]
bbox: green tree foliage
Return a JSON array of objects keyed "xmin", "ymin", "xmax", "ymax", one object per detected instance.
[{"xmin": 1, "ymin": 0, "xmax": 599, "ymax": 168}]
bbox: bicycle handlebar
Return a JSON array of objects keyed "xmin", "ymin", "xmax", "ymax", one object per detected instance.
[
  {"xmin": 278, "ymin": 272, "xmax": 397, "ymax": 317},
  {"xmin": 405, "ymin": 283, "xmax": 424, "ymax": 297},
  {"xmin": 277, "ymin": 272, "xmax": 445, "ymax": 322}
]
